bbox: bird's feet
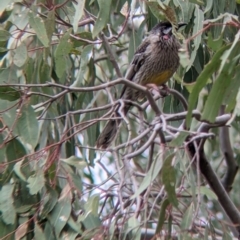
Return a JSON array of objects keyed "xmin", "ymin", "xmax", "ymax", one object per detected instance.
[
  {"xmin": 146, "ymin": 83, "xmax": 161, "ymax": 98},
  {"xmin": 159, "ymin": 84, "xmax": 170, "ymax": 97},
  {"xmin": 145, "ymin": 83, "xmax": 170, "ymax": 98}
]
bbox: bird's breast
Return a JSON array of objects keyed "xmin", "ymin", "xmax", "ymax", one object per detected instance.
[{"xmin": 144, "ymin": 70, "xmax": 174, "ymax": 86}]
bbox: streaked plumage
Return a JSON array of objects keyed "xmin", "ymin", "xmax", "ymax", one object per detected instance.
[{"xmin": 96, "ymin": 21, "xmax": 185, "ymax": 149}]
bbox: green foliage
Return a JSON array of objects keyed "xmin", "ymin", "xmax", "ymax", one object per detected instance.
[
  {"xmin": 161, "ymin": 153, "xmax": 178, "ymax": 207},
  {"xmin": 0, "ymin": 0, "xmax": 240, "ymax": 239}
]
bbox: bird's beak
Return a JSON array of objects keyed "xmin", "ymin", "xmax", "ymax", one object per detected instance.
[
  {"xmin": 177, "ymin": 23, "xmax": 187, "ymax": 30},
  {"xmin": 163, "ymin": 26, "xmax": 172, "ymax": 35}
]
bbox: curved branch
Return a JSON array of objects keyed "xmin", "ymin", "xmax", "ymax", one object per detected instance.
[
  {"xmin": 167, "ymin": 88, "xmax": 188, "ymax": 111},
  {"xmin": 219, "ymin": 106, "xmax": 239, "ymax": 192},
  {"xmin": 187, "ymin": 114, "xmax": 240, "ymax": 237}
]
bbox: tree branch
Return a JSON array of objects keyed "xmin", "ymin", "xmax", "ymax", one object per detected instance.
[
  {"xmin": 219, "ymin": 106, "xmax": 239, "ymax": 192},
  {"xmin": 187, "ymin": 114, "xmax": 240, "ymax": 237}
]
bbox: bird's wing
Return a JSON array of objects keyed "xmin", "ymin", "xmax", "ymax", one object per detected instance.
[{"xmin": 120, "ymin": 39, "xmax": 150, "ymax": 98}]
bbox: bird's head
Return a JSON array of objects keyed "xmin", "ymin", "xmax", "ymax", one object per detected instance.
[{"xmin": 151, "ymin": 21, "xmax": 186, "ymax": 41}]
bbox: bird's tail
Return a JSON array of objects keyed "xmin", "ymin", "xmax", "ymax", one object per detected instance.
[
  {"xmin": 96, "ymin": 117, "xmax": 120, "ymax": 149},
  {"xmin": 96, "ymin": 103, "xmax": 131, "ymax": 149}
]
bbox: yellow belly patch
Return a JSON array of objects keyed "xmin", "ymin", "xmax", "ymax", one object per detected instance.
[{"xmin": 143, "ymin": 70, "xmax": 173, "ymax": 86}]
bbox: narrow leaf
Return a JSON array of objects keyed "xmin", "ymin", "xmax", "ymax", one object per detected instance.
[
  {"xmin": 0, "ymin": 87, "xmax": 20, "ymax": 101},
  {"xmin": 6, "ymin": 139, "xmax": 26, "ymax": 170},
  {"xmin": 207, "ymin": 32, "xmax": 223, "ymax": 51},
  {"xmin": 187, "ymin": 5, "xmax": 204, "ymax": 71},
  {"xmin": 15, "ymin": 104, "xmax": 39, "ymax": 148},
  {"xmin": 92, "ymin": 0, "xmax": 112, "ymax": 38},
  {"xmin": 34, "ymin": 222, "xmax": 46, "ymax": 240},
  {"xmin": 127, "ymin": 217, "xmax": 141, "ymax": 240},
  {"xmin": 131, "ymin": 153, "xmax": 163, "ymax": 199},
  {"xmin": 61, "ymin": 156, "xmax": 86, "ymax": 169},
  {"xmin": 13, "ymin": 159, "xmax": 27, "ymax": 181},
  {"xmin": 54, "ymin": 29, "xmax": 72, "ymax": 78},
  {"xmin": 28, "ymin": 12, "xmax": 49, "ymax": 47},
  {"xmin": 186, "ymin": 44, "xmax": 231, "ymax": 127},
  {"xmin": 219, "ymin": 31, "xmax": 240, "ymax": 73},
  {"xmin": 44, "ymin": 10, "xmax": 55, "ymax": 41},
  {"xmin": 202, "ymin": 40, "xmax": 240, "ymax": 121},
  {"xmin": 0, "ymin": 184, "xmax": 16, "ymax": 225},
  {"xmin": 0, "ymin": 29, "xmax": 11, "ymax": 41},
  {"xmin": 181, "ymin": 203, "xmax": 194, "ymax": 230},
  {"xmin": 13, "ymin": 43, "xmax": 28, "ymax": 67},
  {"xmin": 0, "ymin": 67, "xmax": 18, "ymax": 84},
  {"xmin": 161, "ymin": 153, "xmax": 178, "ymax": 207},
  {"xmin": 169, "ymin": 132, "xmax": 189, "ymax": 147},
  {"xmin": 0, "ymin": 218, "xmax": 15, "ymax": 239},
  {"xmin": 48, "ymin": 184, "xmax": 72, "ymax": 237},
  {"xmin": 73, "ymin": 0, "xmax": 86, "ymax": 33},
  {"xmin": 23, "ymin": 57, "xmax": 35, "ymax": 83},
  {"xmin": 224, "ymin": 67, "xmax": 240, "ymax": 109},
  {"xmin": 71, "ymin": 44, "xmax": 93, "ymax": 87},
  {"xmin": 39, "ymin": 187, "xmax": 58, "ymax": 218},
  {"xmin": 27, "ymin": 169, "xmax": 45, "ymax": 195},
  {"xmin": 1, "ymin": 108, "xmax": 17, "ymax": 157},
  {"xmin": 60, "ymin": 231, "xmax": 78, "ymax": 240},
  {"xmin": 201, "ymin": 62, "xmax": 233, "ymax": 122},
  {"xmin": 204, "ymin": 0, "xmax": 213, "ymax": 13},
  {"xmin": 84, "ymin": 195, "xmax": 100, "ymax": 216},
  {"xmin": 71, "ymin": 31, "xmax": 93, "ymax": 48},
  {"xmin": 155, "ymin": 198, "xmax": 170, "ymax": 234},
  {"xmin": 83, "ymin": 212, "xmax": 101, "ymax": 229},
  {"xmin": 199, "ymin": 186, "xmax": 217, "ymax": 200}
]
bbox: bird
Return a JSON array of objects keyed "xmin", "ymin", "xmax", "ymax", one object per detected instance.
[{"xmin": 96, "ymin": 21, "xmax": 186, "ymax": 149}]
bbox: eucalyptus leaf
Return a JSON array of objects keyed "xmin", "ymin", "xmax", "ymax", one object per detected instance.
[
  {"xmin": 186, "ymin": 44, "xmax": 231, "ymax": 127},
  {"xmin": 28, "ymin": 12, "xmax": 49, "ymax": 47},
  {"xmin": 161, "ymin": 153, "xmax": 178, "ymax": 207},
  {"xmin": 34, "ymin": 222, "xmax": 46, "ymax": 240},
  {"xmin": 202, "ymin": 40, "xmax": 240, "ymax": 122},
  {"xmin": 54, "ymin": 29, "xmax": 73, "ymax": 79},
  {"xmin": 131, "ymin": 152, "xmax": 163, "ymax": 199},
  {"xmin": 61, "ymin": 156, "xmax": 86, "ymax": 169},
  {"xmin": 71, "ymin": 44, "xmax": 93, "ymax": 87},
  {"xmin": 92, "ymin": 0, "xmax": 112, "ymax": 38},
  {"xmin": 72, "ymin": 0, "xmax": 86, "ymax": 33},
  {"xmin": 187, "ymin": 5, "xmax": 204, "ymax": 71},
  {"xmin": 13, "ymin": 43, "xmax": 28, "ymax": 67},
  {"xmin": 6, "ymin": 139, "xmax": 26, "ymax": 170},
  {"xmin": 201, "ymin": 62, "xmax": 234, "ymax": 122},
  {"xmin": 0, "ymin": 67, "xmax": 18, "ymax": 84},
  {"xmin": 83, "ymin": 212, "xmax": 101, "ymax": 230},
  {"xmin": 27, "ymin": 169, "xmax": 45, "ymax": 195},
  {"xmin": 13, "ymin": 159, "xmax": 27, "ymax": 181},
  {"xmin": 0, "ymin": 184, "xmax": 16, "ymax": 225},
  {"xmin": 127, "ymin": 217, "xmax": 141, "ymax": 240},
  {"xmin": 48, "ymin": 185, "xmax": 72, "ymax": 237},
  {"xmin": 39, "ymin": 187, "xmax": 58, "ymax": 218},
  {"xmin": 15, "ymin": 104, "xmax": 39, "ymax": 148},
  {"xmin": 44, "ymin": 10, "xmax": 55, "ymax": 41},
  {"xmin": 0, "ymin": 29, "xmax": 11, "ymax": 41},
  {"xmin": 181, "ymin": 203, "xmax": 194, "ymax": 230},
  {"xmin": 155, "ymin": 198, "xmax": 170, "ymax": 234},
  {"xmin": 60, "ymin": 230, "xmax": 78, "ymax": 240},
  {"xmin": 0, "ymin": 87, "xmax": 20, "ymax": 101}
]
